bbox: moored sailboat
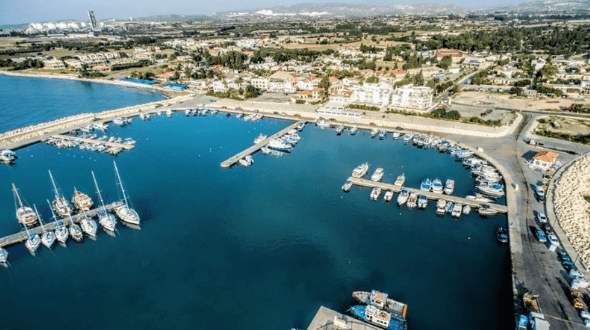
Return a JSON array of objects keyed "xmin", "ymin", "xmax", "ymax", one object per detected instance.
[
  {"xmin": 34, "ymin": 205, "xmax": 56, "ymax": 249},
  {"xmin": 48, "ymin": 170, "xmax": 72, "ymax": 218},
  {"xmin": 47, "ymin": 199, "xmax": 68, "ymax": 245},
  {"xmin": 12, "ymin": 183, "xmax": 38, "ymax": 227},
  {"xmin": 113, "ymin": 162, "xmax": 141, "ymax": 226},
  {"xmin": 92, "ymin": 171, "xmax": 117, "ymax": 233}
]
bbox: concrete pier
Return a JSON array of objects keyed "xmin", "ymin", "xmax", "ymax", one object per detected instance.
[
  {"xmin": 348, "ymin": 176, "xmax": 508, "ymax": 213},
  {"xmin": 220, "ymin": 120, "xmax": 307, "ymax": 168},
  {"xmin": 0, "ymin": 201, "xmax": 122, "ymax": 248},
  {"xmin": 51, "ymin": 135, "xmax": 134, "ymax": 150},
  {"xmin": 306, "ymin": 306, "xmax": 380, "ymax": 330}
]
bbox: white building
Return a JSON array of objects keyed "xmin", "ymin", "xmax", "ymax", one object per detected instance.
[
  {"xmin": 251, "ymin": 77, "xmax": 269, "ymax": 90},
  {"xmin": 349, "ymin": 82, "xmax": 394, "ymax": 107},
  {"xmin": 212, "ymin": 80, "xmax": 227, "ymax": 93},
  {"xmin": 390, "ymin": 84, "xmax": 433, "ymax": 110}
]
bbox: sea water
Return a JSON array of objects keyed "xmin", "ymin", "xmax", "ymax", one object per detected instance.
[{"xmin": 0, "ymin": 77, "xmax": 512, "ymax": 330}]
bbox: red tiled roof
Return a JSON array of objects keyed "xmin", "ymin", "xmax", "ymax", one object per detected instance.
[{"xmin": 534, "ymin": 151, "xmax": 558, "ymax": 163}]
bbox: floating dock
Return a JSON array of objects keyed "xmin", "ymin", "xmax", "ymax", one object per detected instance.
[
  {"xmin": 348, "ymin": 177, "xmax": 508, "ymax": 213},
  {"xmin": 0, "ymin": 201, "xmax": 122, "ymax": 248},
  {"xmin": 50, "ymin": 135, "xmax": 134, "ymax": 150},
  {"xmin": 306, "ymin": 306, "xmax": 381, "ymax": 330},
  {"xmin": 220, "ymin": 120, "xmax": 307, "ymax": 168}
]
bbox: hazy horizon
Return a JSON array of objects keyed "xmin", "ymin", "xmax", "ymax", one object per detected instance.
[{"xmin": 2, "ymin": 0, "xmax": 526, "ymax": 26}]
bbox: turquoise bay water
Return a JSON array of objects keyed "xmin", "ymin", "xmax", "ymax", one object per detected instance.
[{"xmin": 0, "ymin": 77, "xmax": 512, "ymax": 329}]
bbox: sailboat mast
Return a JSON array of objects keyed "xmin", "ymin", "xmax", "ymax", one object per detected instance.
[
  {"xmin": 33, "ymin": 205, "xmax": 46, "ymax": 232},
  {"xmin": 48, "ymin": 170, "xmax": 60, "ymax": 198},
  {"xmin": 46, "ymin": 199, "xmax": 57, "ymax": 222},
  {"xmin": 113, "ymin": 162, "xmax": 129, "ymax": 207},
  {"xmin": 91, "ymin": 171, "xmax": 107, "ymax": 211},
  {"xmin": 11, "ymin": 183, "xmax": 24, "ymax": 208}
]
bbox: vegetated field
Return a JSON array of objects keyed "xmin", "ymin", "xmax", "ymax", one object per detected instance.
[
  {"xmin": 453, "ymin": 91, "xmax": 589, "ymax": 111},
  {"xmin": 537, "ymin": 116, "xmax": 590, "ymax": 136}
]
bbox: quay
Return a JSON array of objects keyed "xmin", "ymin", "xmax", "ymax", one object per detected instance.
[
  {"xmin": 220, "ymin": 119, "xmax": 307, "ymax": 168},
  {"xmin": 0, "ymin": 201, "xmax": 122, "ymax": 248},
  {"xmin": 348, "ymin": 177, "xmax": 508, "ymax": 213},
  {"xmin": 306, "ymin": 306, "xmax": 380, "ymax": 330},
  {"xmin": 50, "ymin": 134, "xmax": 134, "ymax": 150}
]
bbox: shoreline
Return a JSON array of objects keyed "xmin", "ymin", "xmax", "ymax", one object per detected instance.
[{"xmin": 0, "ymin": 70, "xmax": 180, "ymax": 99}]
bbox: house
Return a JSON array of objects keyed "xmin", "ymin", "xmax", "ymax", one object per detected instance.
[
  {"xmin": 532, "ymin": 151, "xmax": 559, "ymax": 170},
  {"xmin": 211, "ymin": 80, "xmax": 227, "ymax": 93},
  {"xmin": 156, "ymin": 71, "xmax": 179, "ymax": 82},
  {"xmin": 435, "ymin": 49, "xmax": 465, "ymax": 63},
  {"xmin": 64, "ymin": 58, "xmax": 82, "ymax": 69},
  {"xmin": 251, "ymin": 77, "xmax": 269, "ymax": 90},
  {"xmin": 293, "ymin": 90, "xmax": 312, "ymax": 100},
  {"xmin": 312, "ymin": 87, "xmax": 324, "ymax": 100},
  {"xmin": 42, "ymin": 59, "xmax": 65, "ymax": 70}
]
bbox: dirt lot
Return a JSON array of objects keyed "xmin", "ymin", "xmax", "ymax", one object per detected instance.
[
  {"xmin": 537, "ymin": 116, "xmax": 590, "ymax": 135},
  {"xmin": 453, "ymin": 91, "xmax": 589, "ymax": 111}
]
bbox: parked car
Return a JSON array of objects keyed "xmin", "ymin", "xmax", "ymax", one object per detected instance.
[
  {"xmin": 536, "ymin": 229, "xmax": 547, "ymax": 243},
  {"xmin": 536, "ymin": 212, "xmax": 548, "ymax": 224},
  {"xmin": 536, "ymin": 185, "xmax": 546, "ymax": 201}
]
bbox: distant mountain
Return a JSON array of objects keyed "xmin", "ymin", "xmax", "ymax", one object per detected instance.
[{"xmin": 132, "ymin": 14, "xmax": 209, "ymax": 22}]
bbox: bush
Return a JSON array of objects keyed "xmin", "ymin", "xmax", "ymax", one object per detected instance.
[
  {"xmin": 348, "ymin": 104, "xmax": 380, "ymax": 111},
  {"xmin": 295, "ymin": 99, "xmax": 306, "ymax": 104}
]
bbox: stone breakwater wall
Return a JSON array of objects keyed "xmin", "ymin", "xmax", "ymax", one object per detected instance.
[
  {"xmin": 553, "ymin": 154, "xmax": 590, "ymax": 265},
  {"xmin": 0, "ymin": 95, "xmax": 192, "ymax": 148}
]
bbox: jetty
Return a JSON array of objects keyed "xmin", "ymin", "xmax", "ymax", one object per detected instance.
[
  {"xmin": 220, "ymin": 120, "xmax": 307, "ymax": 168},
  {"xmin": 348, "ymin": 177, "xmax": 508, "ymax": 213},
  {"xmin": 0, "ymin": 201, "xmax": 122, "ymax": 248},
  {"xmin": 307, "ymin": 306, "xmax": 380, "ymax": 330},
  {"xmin": 50, "ymin": 135, "xmax": 134, "ymax": 150}
]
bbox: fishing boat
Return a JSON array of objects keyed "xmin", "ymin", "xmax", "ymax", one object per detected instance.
[
  {"xmin": 23, "ymin": 225, "xmax": 41, "ymax": 255},
  {"xmin": 397, "ymin": 189, "xmax": 409, "ymax": 206},
  {"xmin": 431, "ymin": 179, "xmax": 443, "ymax": 194},
  {"xmin": 335, "ymin": 124, "xmax": 344, "ymax": 135},
  {"xmin": 420, "ymin": 178, "xmax": 432, "ymax": 192},
  {"xmin": 72, "ymin": 188, "xmax": 94, "ymax": 211},
  {"xmin": 12, "ymin": 183, "xmax": 38, "ymax": 227},
  {"xmin": 349, "ymin": 305, "xmax": 407, "ymax": 330},
  {"xmin": 296, "ymin": 122, "xmax": 305, "ymax": 131},
  {"xmin": 239, "ymin": 156, "xmax": 253, "ymax": 167},
  {"xmin": 371, "ymin": 168, "xmax": 384, "ymax": 182},
  {"xmin": 315, "ymin": 118, "xmax": 330, "ymax": 129},
  {"xmin": 452, "ymin": 203, "xmax": 463, "ymax": 218},
  {"xmin": 370, "ymin": 187, "xmax": 382, "ymax": 201},
  {"xmin": 352, "ymin": 163, "xmax": 369, "ymax": 178},
  {"xmin": 438, "ymin": 140, "xmax": 450, "ymax": 152},
  {"xmin": 407, "ymin": 193, "xmax": 418, "ymax": 208},
  {"xmin": 342, "ymin": 181, "xmax": 353, "ymax": 192},
  {"xmin": 113, "ymin": 162, "xmax": 141, "ymax": 226},
  {"xmin": 383, "ymin": 191, "xmax": 394, "ymax": 202},
  {"xmin": 436, "ymin": 199, "xmax": 447, "ymax": 214},
  {"xmin": 48, "ymin": 171, "xmax": 72, "ymax": 218},
  {"xmin": 477, "ymin": 183, "xmax": 505, "ymax": 198},
  {"xmin": 47, "ymin": 199, "xmax": 68, "ymax": 245},
  {"xmin": 254, "ymin": 134, "xmax": 267, "ymax": 144},
  {"xmin": 463, "ymin": 205, "xmax": 471, "ymax": 215},
  {"xmin": 166, "ymin": 109, "xmax": 173, "ymax": 117},
  {"xmin": 378, "ymin": 129, "xmax": 387, "ymax": 139},
  {"xmin": 496, "ymin": 227, "xmax": 508, "ymax": 244},
  {"xmin": 352, "ymin": 290, "xmax": 408, "ymax": 320},
  {"xmin": 445, "ymin": 202, "xmax": 454, "ymax": 214},
  {"xmin": 478, "ymin": 204, "xmax": 499, "ymax": 216},
  {"xmin": 112, "ymin": 117, "xmax": 128, "ymax": 126},
  {"xmin": 370, "ymin": 128, "xmax": 379, "ymax": 138},
  {"xmin": 350, "ymin": 126, "xmax": 358, "ymax": 135},
  {"xmin": 417, "ymin": 194, "xmax": 428, "ymax": 209},
  {"xmin": 403, "ymin": 133, "xmax": 413, "ymax": 143},
  {"xmin": 392, "ymin": 131, "xmax": 400, "ymax": 139},
  {"xmin": 260, "ymin": 147, "xmax": 272, "ymax": 155},
  {"xmin": 0, "ymin": 149, "xmax": 17, "ymax": 164},
  {"xmin": 34, "ymin": 205, "xmax": 56, "ymax": 249},
  {"xmin": 92, "ymin": 172, "xmax": 117, "ymax": 232},
  {"xmin": 267, "ymin": 139, "xmax": 293, "ymax": 153},
  {"xmin": 0, "ymin": 247, "xmax": 8, "ymax": 264},
  {"xmin": 444, "ymin": 179, "xmax": 455, "ymax": 195},
  {"xmin": 394, "ymin": 173, "xmax": 405, "ymax": 186}
]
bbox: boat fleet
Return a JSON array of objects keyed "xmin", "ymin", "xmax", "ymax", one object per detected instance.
[
  {"xmin": 0, "ymin": 162, "xmax": 140, "ymax": 264},
  {"xmin": 345, "ymin": 162, "xmax": 504, "ymax": 219},
  {"xmin": 44, "ymin": 133, "xmax": 136, "ymax": 156}
]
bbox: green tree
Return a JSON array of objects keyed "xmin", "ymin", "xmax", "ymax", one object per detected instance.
[
  {"xmin": 540, "ymin": 64, "xmax": 558, "ymax": 78},
  {"xmin": 366, "ymin": 76, "xmax": 379, "ymax": 83},
  {"xmin": 438, "ymin": 55, "xmax": 452, "ymax": 70}
]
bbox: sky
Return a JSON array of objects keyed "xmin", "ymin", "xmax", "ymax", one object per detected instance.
[{"xmin": 2, "ymin": 0, "xmax": 524, "ymax": 25}]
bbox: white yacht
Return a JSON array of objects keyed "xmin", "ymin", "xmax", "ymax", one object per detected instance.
[
  {"xmin": 166, "ymin": 109, "xmax": 173, "ymax": 117},
  {"xmin": 397, "ymin": 189, "xmax": 409, "ymax": 206},
  {"xmin": 452, "ymin": 203, "xmax": 463, "ymax": 218},
  {"xmin": 185, "ymin": 109, "xmax": 191, "ymax": 116},
  {"xmin": 370, "ymin": 128, "xmax": 379, "ymax": 137},
  {"xmin": 383, "ymin": 191, "xmax": 394, "ymax": 202},
  {"xmin": 477, "ymin": 183, "xmax": 505, "ymax": 198},
  {"xmin": 392, "ymin": 131, "xmax": 400, "ymax": 139},
  {"xmin": 113, "ymin": 162, "xmax": 141, "ymax": 226},
  {"xmin": 0, "ymin": 149, "xmax": 17, "ymax": 164},
  {"xmin": 371, "ymin": 168, "xmax": 384, "ymax": 182},
  {"xmin": 315, "ymin": 118, "xmax": 330, "ymax": 129},
  {"xmin": 394, "ymin": 173, "xmax": 405, "ymax": 186},
  {"xmin": 431, "ymin": 179, "xmax": 443, "ymax": 194},
  {"xmin": 24, "ymin": 225, "xmax": 41, "ymax": 255},
  {"xmin": 463, "ymin": 205, "xmax": 471, "ymax": 215},
  {"xmin": 12, "ymin": 184, "xmax": 38, "ymax": 227},
  {"xmin": 112, "ymin": 117, "xmax": 127, "ymax": 126},
  {"xmin": 79, "ymin": 210, "xmax": 97, "ymax": 237},
  {"xmin": 378, "ymin": 129, "xmax": 387, "ymax": 139},
  {"xmin": 350, "ymin": 126, "xmax": 358, "ymax": 135},
  {"xmin": 436, "ymin": 199, "xmax": 447, "ymax": 214},
  {"xmin": 403, "ymin": 133, "xmax": 414, "ymax": 143},
  {"xmin": 407, "ymin": 193, "xmax": 418, "ymax": 208},
  {"xmin": 35, "ymin": 205, "xmax": 56, "ymax": 249},
  {"xmin": 67, "ymin": 213, "xmax": 83, "ymax": 242},
  {"xmin": 444, "ymin": 179, "xmax": 455, "ymax": 195},
  {"xmin": 254, "ymin": 134, "xmax": 267, "ymax": 144},
  {"xmin": 342, "ymin": 181, "xmax": 353, "ymax": 192},
  {"xmin": 239, "ymin": 155, "xmax": 254, "ymax": 167},
  {"xmin": 370, "ymin": 187, "xmax": 382, "ymax": 201},
  {"xmin": 0, "ymin": 248, "xmax": 8, "ymax": 264},
  {"xmin": 417, "ymin": 194, "xmax": 428, "ymax": 209},
  {"xmin": 48, "ymin": 170, "xmax": 72, "ymax": 218},
  {"xmin": 92, "ymin": 171, "xmax": 117, "ymax": 233},
  {"xmin": 47, "ymin": 199, "xmax": 68, "ymax": 245},
  {"xmin": 267, "ymin": 139, "xmax": 293, "ymax": 152},
  {"xmin": 261, "ymin": 147, "xmax": 272, "ymax": 155},
  {"xmin": 352, "ymin": 163, "xmax": 369, "ymax": 178},
  {"xmin": 296, "ymin": 122, "xmax": 305, "ymax": 131},
  {"xmin": 335, "ymin": 124, "xmax": 344, "ymax": 135},
  {"xmin": 72, "ymin": 188, "xmax": 94, "ymax": 211}
]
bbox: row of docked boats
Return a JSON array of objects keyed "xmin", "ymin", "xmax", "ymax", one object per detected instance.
[
  {"xmin": 0, "ymin": 162, "xmax": 140, "ymax": 264},
  {"xmin": 43, "ymin": 134, "xmax": 135, "ymax": 156},
  {"xmin": 0, "ymin": 149, "xmax": 17, "ymax": 165},
  {"xmin": 350, "ymin": 290, "xmax": 408, "ymax": 330},
  {"xmin": 419, "ymin": 178, "xmax": 454, "ymax": 195},
  {"xmin": 140, "ymin": 109, "xmax": 173, "ymax": 120}
]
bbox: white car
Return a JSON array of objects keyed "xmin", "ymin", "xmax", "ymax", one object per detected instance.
[{"xmin": 536, "ymin": 212, "xmax": 548, "ymax": 224}]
